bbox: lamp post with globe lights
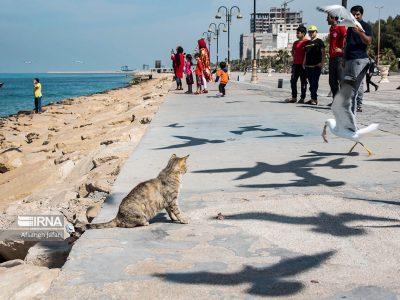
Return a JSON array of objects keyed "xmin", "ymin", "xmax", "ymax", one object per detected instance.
[
  {"xmin": 215, "ymin": 5, "xmax": 243, "ymax": 67},
  {"xmin": 208, "ymin": 22, "xmax": 227, "ymax": 66}
]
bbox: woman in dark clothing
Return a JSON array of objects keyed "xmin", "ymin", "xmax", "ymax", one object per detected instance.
[{"xmin": 365, "ymin": 58, "xmax": 379, "ymax": 93}]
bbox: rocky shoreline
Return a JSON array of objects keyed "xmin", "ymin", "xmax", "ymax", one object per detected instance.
[{"xmin": 0, "ymin": 74, "xmax": 171, "ymax": 298}]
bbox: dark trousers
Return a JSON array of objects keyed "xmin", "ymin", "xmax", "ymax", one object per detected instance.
[
  {"xmin": 305, "ymin": 67, "xmax": 321, "ymax": 100},
  {"xmin": 34, "ymin": 97, "xmax": 42, "ymax": 113},
  {"xmin": 365, "ymin": 73, "xmax": 378, "ymax": 91},
  {"xmin": 219, "ymin": 83, "xmax": 226, "ymax": 96},
  {"xmin": 290, "ymin": 64, "xmax": 307, "ymax": 99},
  {"xmin": 329, "ymin": 57, "xmax": 343, "ymax": 98}
]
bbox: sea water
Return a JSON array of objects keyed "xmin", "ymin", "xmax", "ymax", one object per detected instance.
[{"xmin": 0, "ymin": 73, "xmax": 132, "ymax": 117}]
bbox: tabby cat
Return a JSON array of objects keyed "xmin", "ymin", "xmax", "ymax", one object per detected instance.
[{"xmin": 87, "ymin": 154, "xmax": 189, "ymax": 229}]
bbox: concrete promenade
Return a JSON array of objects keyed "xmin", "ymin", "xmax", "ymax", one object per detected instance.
[{"xmin": 45, "ymin": 79, "xmax": 400, "ymax": 299}]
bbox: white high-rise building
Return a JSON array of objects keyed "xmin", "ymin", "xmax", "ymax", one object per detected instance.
[{"xmin": 240, "ymin": 6, "xmax": 328, "ymax": 60}]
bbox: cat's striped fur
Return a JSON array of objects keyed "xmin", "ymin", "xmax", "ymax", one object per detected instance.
[{"xmin": 87, "ymin": 154, "xmax": 189, "ymax": 229}]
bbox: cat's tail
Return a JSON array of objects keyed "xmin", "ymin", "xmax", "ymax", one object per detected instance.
[{"xmin": 86, "ymin": 218, "xmax": 118, "ymax": 229}]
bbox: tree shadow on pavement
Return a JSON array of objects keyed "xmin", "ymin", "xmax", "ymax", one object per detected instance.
[
  {"xmin": 155, "ymin": 135, "xmax": 225, "ymax": 150},
  {"xmin": 223, "ymin": 212, "xmax": 399, "ymax": 237},
  {"xmin": 153, "ymin": 251, "xmax": 335, "ymax": 297},
  {"xmin": 230, "ymin": 125, "xmax": 278, "ymax": 135},
  {"xmin": 193, "ymin": 156, "xmax": 356, "ymax": 188}
]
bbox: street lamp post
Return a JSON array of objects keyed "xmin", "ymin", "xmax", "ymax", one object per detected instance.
[
  {"xmin": 375, "ymin": 6, "xmax": 384, "ymax": 66},
  {"xmin": 202, "ymin": 31, "xmax": 215, "ymax": 63},
  {"xmin": 208, "ymin": 22, "xmax": 227, "ymax": 66},
  {"xmin": 215, "ymin": 5, "xmax": 243, "ymax": 68},
  {"xmin": 251, "ymin": 0, "xmax": 258, "ymax": 83}
]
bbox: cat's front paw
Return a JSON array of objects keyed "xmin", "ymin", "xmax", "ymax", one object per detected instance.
[{"xmin": 179, "ymin": 217, "xmax": 189, "ymax": 224}]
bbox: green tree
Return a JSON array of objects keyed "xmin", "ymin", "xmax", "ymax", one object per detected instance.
[{"xmin": 370, "ymin": 15, "xmax": 400, "ymax": 70}]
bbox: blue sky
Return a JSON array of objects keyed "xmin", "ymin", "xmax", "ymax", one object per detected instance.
[{"xmin": 1, "ymin": 0, "xmax": 398, "ymax": 72}]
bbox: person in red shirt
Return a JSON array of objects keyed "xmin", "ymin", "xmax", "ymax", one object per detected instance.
[
  {"xmin": 327, "ymin": 14, "xmax": 347, "ymax": 105},
  {"xmin": 171, "ymin": 46, "xmax": 185, "ymax": 90},
  {"xmin": 286, "ymin": 25, "xmax": 308, "ymax": 103}
]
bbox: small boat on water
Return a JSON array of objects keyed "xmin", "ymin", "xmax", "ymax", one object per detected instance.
[{"xmin": 0, "ymin": 82, "xmax": 3, "ymax": 88}]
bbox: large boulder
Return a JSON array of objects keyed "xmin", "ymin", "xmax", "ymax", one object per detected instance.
[
  {"xmin": 0, "ymin": 264, "xmax": 60, "ymax": 300},
  {"xmin": 0, "ymin": 241, "xmax": 36, "ymax": 261},
  {"xmin": 24, "ymin": 241, "xmax": 72, "ymax": 268}
]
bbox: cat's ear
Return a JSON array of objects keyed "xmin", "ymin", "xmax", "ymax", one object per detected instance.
[
  {"xmin": 183, "ymin": 154, "xmax": 190, "ymax": 160},
  {"xmin": 170, "ymin": 154, "xmax": 177, "ymax": 160}
]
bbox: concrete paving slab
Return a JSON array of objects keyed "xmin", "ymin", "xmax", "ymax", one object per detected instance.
[{"xmin": 45, "ymin": 81, "xmax": 400, "ymax": 299}]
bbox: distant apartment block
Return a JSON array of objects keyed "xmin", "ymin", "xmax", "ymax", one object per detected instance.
[
  {"xmin": 241, "ymin": 6, "xmax": 328, "ymax": 60},
  {"xmin": 250, "ymin": 7, "xmax": 303, "ymax": 34},
  {"xmin": 240, "ymin": 32, "xmax": 329, "ymax": 60}
]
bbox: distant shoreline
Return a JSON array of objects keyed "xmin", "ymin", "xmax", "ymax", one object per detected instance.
[
  {"xmin": 0, "ymin": 73, "xmax": 136, "ymax": 118},
  {"xmin": 47, "ymin": 71, "xmax": 134, "ymax": 74}
]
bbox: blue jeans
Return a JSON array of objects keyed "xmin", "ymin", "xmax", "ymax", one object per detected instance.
[
  {"xmin": 34, "ymin": 97, "xmax": 42, "ymax": 113},
  {"xmin": 305, "ymin": 66, "xmax": 321, "ymax": 100}
]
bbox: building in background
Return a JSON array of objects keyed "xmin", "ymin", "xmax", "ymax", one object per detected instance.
[
  {"xmin": 250, "ymin": 7, "xmax": 303, "ymax": 34},
  {"xmin": 240, "ymin": 6, "xmax": 327, "ymax": 60}
]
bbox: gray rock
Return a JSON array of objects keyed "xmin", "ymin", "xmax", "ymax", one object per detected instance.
[
  {"xmin": 0, "ymin": 259, "xmax": 25, "ymax": 268},
  {"xmin": 0, "ymin": 264, "xmax": 60, "ymax": 299},
  {"xmin": 24, "ymin": 241, "xmax": 72, "ymax": 268}
]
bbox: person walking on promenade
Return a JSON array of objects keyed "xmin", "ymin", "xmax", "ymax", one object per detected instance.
[
  {"xmin": 303, "ymin": 25, "xmax": 325, "ymax": 105},
  {"xmin": 194, "ymin": 53, "xmax": 204, "ymax": 95},
  {"xmin": 327, "ymin": 14, "xmax": 347, "ymax": 106},
  {"xmin": 286, "ymin": 25, "xmax": 308, "ymax": 103},
  {"xmin": 215, "ymin": 61, "xmax": 229, "ymax": 97},
  {"xmin": 197, "ymin": 39, "xmax": 211, "ymax": 94},
  {"xmin": 365, "ymin": 57, "xmax": 379, "ymax": 93},
  {"xmin": 33, "ymin": 78, "xmax": 42, "ymax": 113},
  {"xmin": 343, "ymin": 5, "xmax": 373, "ymax": 113},
  {"xmin": 185, "ymin": 54, "xmax": 194, "ymax": 94},
  {"xmin": 171, "ymin": 46, "xmax": 185, "ymax": 90}
]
